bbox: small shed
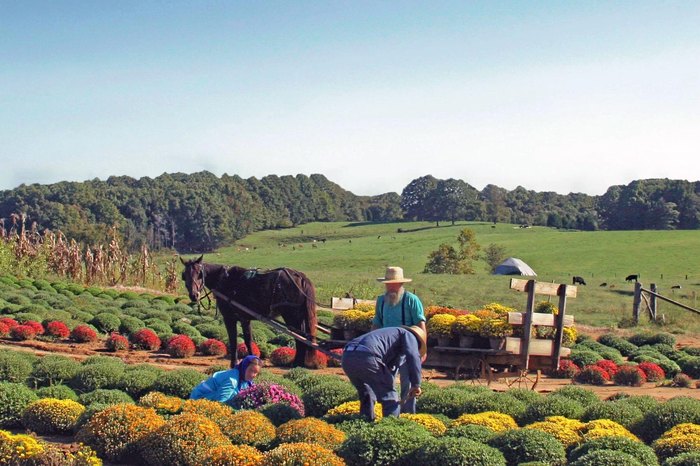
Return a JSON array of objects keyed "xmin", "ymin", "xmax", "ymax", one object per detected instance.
[{"xmin": 493, "ymin": 257, "xmax": 537, "ymax": 276}]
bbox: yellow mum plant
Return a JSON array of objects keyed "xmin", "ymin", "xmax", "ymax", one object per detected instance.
[
  {"xmin": 76, "ymin": 403, "xmax": 165, "ymax": 464},
  {"xmin": 427, "ymin": 314, "xmax": 457, "ymax": 337},
  {"xmin": 582, "ymin": 419, "xmax": 639, "ymax": 442},
  {"xmin": 659, "ymin": 423, "xmax": 700, "ymax": 439},
  {"xmin": 0, "ymin": 430, "xmax": 44, "ymax": 465},
  {"xmin": 218, "ymin": 410, "xmax": 276, "ymax": 448},
  {"xmin": 181, "ymin": 398, "xmax": 233, "ymax": 427},
  {"xmin": 138, "ymin": 391, "xmax": 185, "ymax": 415},
  {"xmin": 562, "ymin": 327, "xmax": 577, "ymax": 347},
  {"xmin": 263, "ymin": 442, "xmax": 346, "ymax": 466},
  {"xmin": 478, "ymin": 317, "xmax": 514, "ymax": 338},
  {"xmin": 481, "ymin": 303, "xmax": 517, "ymax": 316},
  {"xmin": 276, "ymin": 418, "xmax": 346, "ymax": 451},
  {"xmin": 353, "ymin": 302, "xmax": 375, "ymax": 313},
  {"xmin": 525, "ymin": 420, "xmax": 583, "ymax": 448},
  {"xmin": 22, "ymin": 398, "xmax": 85, "ymax": 434},
  {"xmin": 452, "ymin": 314, "xmax": 481, "ymax": 337},
  {"xmin": 653, "ymin": 431, "xmax": 700, "ymax": 461},
  {"xmin": 324, "ymin": 401, "xmax": 382, "ymax": 422},
  {"xmin": 452, "ymin": 411, "xmax": 518, "ymax": 432},
  {"xmin": 204, "ymin": 444, "xmax": 264, "ymax": 466},
  {"xmin": 141, "ymin": 412, "xmax": 232, "ymax": 466},
  {"xmin": 400, "ymin": 413, "xmax": 447, "ymax": 436}
]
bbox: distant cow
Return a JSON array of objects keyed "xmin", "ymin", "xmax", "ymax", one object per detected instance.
[
  {"xmin": 671, "ymin": 285, "xmax": 682, "ymax": 289},
  {"xmin": 625, "ymin": 274, "xmax": 639, "ymax": 282},
  {"xmin": 572, "ymin": 276, "xmax": 586, "ymax": 286},
  {"xmin": 599, "ymin": 282, "xmax": 607, "ymax": 287}
]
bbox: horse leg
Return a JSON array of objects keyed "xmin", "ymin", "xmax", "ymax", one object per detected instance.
[
  {"xmin": 281, "ymin": 310, "xmax": 307, "ymax": 368},
  {"xmin": 221, "ymin": 310, "xmax": 239, "ymax": 368},
  {"xmin": 242, "ymin": 319, "xmax": 255, "ymax": 357}
]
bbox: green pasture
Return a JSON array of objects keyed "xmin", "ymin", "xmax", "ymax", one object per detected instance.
[{"xmin": 181, "ymin": 221, "xmax": 700, "ymax": 334}]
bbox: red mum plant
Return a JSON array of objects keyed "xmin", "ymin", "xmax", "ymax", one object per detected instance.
[
  {"xmin": 45, "ymin": 321, "xmax": 70, "ymax": 339},
  {"xmin": 270, "ymin": 347, "xmax": 296, "ymax": 367},
  {"xmin": 638, "ymin": 362, "xmax": 666, "ymax": 382},
  {"xmin": 25, "ymin": 320, "xmax": 45, "ymax": 335},
  {"xmin": 130, "ymin": 328, "xmax": 161, "ymax": 351},
  {"xmin": 0, "ymin": 322, "xmax": 9, "ymax": 338},
  {"xmin": 237, "ymin": 342, "xmax": 261, "ymax": 359},
  {"xmin": 166, "ymin": 334, "xmax": 196, "ymax": 358},
  {"xmin": 11, "ymin": 324, "xmax": 38, "ymax": 341},
  {"xmin": 613, "ymin": 364, "xmax": 647, "ymax": 387},
  {"xmin": 0, "ymin": 317, "xmax": 19, "ymax": 329},
  {"xmin": 575, "ymin": 365, "xmax": 611, "ymax": 385},
  {"xmin": 106, "ymin": 333, "xmax": 130, "ymax": 351},
  {"xmin": 71, "ymin": 324, "xmax": 98, "ymax": 343},
  {"xmin": 595, "ymin": 359, "xmax": 619, "ymax": 376},
  {"xmin": 307, "ymin": 350, "xmax": 328, "ymax": 369},
  {"xmin": 552, "ymin": 359, "xmax": 580, "ymax": 379},
  {"xmin": 327, "ymin": 348, "xmax": 343, "ymax": 368},
  {"xmin": 199, "ymin": 338, "xmax": 228, "ymax": 356}
]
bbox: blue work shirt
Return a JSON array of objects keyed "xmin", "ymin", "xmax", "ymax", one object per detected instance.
[
  {"xmin": 189, "ymin": 367, "xmax": 254, "ymax": 404},
  {"xmin": 372, "ymin": 291, "xmax": 426, "ymax": 328},
  {"xmin": 345, "ymin": 327, "xmax": 422, "ymax": 387}
]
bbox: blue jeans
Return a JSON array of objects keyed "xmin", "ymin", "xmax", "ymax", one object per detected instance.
[
  {"xmin": 341, "ymin": 350, "xmax": 400, "ymax": 421},
  {"xmin": 399, "ymin": 361, "xmax": 416, "ymax": 414}
]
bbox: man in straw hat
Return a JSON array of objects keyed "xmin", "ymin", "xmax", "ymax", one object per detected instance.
[
  {"xmin": 371, "ymin": 266, "xmax": 426, "ymax": 413},
  {"xmin": 341, "ymin": 325, "xmax": 427, "ymax": 421}
]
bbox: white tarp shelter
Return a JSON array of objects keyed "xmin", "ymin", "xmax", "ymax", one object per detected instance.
[{"xmin": 493, "ymin": 257, "xmax": 537, "ymax": 276}]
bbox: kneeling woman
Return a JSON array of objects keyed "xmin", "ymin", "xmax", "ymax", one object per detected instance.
[{"xmin": 190, "ymin": 355, "xmax": 262, "ymax": 405}]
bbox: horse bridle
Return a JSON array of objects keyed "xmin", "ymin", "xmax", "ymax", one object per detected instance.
[{"xmin": 192, "ymin": 263, "xmax": 213, "ymax": 312}]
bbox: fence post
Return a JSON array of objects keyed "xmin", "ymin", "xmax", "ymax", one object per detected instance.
[
  {"xmin": 650, "ymin": 283, "xmax": 657, "ymax": 321},
  {"xmin": 633, "ymin": 282, "xmax": 642, "ymax": 325},
  {"xmin": 552, "ymin": 285, "xmax": 568, "ymax": 370},
  {"xmin": 521, "ymin": 280, "xmax": 536, "ymax": 371}
]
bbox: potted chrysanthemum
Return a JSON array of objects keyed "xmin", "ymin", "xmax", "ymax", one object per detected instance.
[{"xmin": 452, "ymin": 314, "xmax": 481, "ymax": 348}]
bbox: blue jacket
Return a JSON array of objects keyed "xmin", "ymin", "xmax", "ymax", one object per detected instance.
[{"xmin": 345, "ymin": 327, "xmax": 422, "ymax": 386}]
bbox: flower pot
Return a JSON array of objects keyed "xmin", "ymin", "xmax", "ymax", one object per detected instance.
[
  {"xmin": 437, "ymin": 335, "xmax": 453, "ymax": 347},
  {"xmin": 489, "ymin": 337, "xmax": 506, "ymax": 351},
  {"xmin": 459, "ymin": 336, "xmax": 475, "ymax": 348}
]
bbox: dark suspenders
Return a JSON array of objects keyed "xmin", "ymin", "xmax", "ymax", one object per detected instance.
[{"xmin": 382, "ymin": 293, "xmax": 407, "ymax": 325}]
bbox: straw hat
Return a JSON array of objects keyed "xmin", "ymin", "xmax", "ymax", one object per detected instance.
[
  {"xmin": 402, "ymin": 325, "xmax": 427, "ymax": 358},
  {"xmin": 377, "ymin": 266, "xmax": 412, "ymax": 284}
]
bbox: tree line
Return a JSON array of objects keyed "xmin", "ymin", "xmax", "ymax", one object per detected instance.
[{"xmin": 0, "ymin": 172, "xmax": 698, "ymax": 252}]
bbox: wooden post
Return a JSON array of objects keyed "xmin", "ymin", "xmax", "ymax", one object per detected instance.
[
  {"xmin": 650, "ymin": 283, "xmax": 657, "ymax": 321},
  {"xmin": 521, "ymin": 279, "xmax": 536, "ymax": 371},
  {"xmin": 633, "ymin": 282, "xmax": 642, "ymax": 324},
  {"xmin": 552, "ymin": 285, "xmax": 568, "ymax": 370}
]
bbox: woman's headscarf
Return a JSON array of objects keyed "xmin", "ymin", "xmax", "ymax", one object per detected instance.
[{"xmin": 237, "ymin": 355, "xmax": 261, "ymax": 382}]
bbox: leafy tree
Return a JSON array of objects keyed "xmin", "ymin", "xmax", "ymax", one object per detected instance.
[
  {"xmin": 424, "ymin": 228, "xmax": 481, "ymax": 274},
  {"xmin": 482, "ymin": 243, "xmax": 508, "ymax": 273}
]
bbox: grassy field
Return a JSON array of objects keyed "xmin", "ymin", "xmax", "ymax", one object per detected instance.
[{"xmin": 180, "ymin": 221, "xmax": 700, "ymax": 334}]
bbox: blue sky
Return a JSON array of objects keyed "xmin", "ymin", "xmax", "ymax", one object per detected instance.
[{"xmin": 1, "ymin": 1, "xmax": 699, "ymax": 196}]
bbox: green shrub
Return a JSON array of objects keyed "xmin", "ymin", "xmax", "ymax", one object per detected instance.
[
  {"xmin": 143, "ymin": 310, "xmax": 172, "ymax": 324},
  {"xmin": 338, "ymin": 417, "xmax": 433, "ymax": 466},
  {"xmin": 36, "ymin": 384, "xmax": 79, "ymax": 401},
  {"xmin": 79, "ymin": 389, "xmax": 134, "ymax": 406},
  {"xmin": 638, "ymin": 397, "xmax": 700, "ymax": 442},
  {"xmin": 170, "ymin": 321, "xmax": 202, "ymax": 339},
  {"xmin": 143, "ymin": 318, "xmax": 172, "ymax": 336},
  {"xmin": 153, "ymin": 368, "xmax": 206, "ymax": 398},
  {"xmin": 0, "ymin": 350, "xmax": 33, "ymax": 383},
  {"xmin": 503, "ymin": 388, "xmax": 542, "ymax": 405},
  {"xmin": 411, "ymin": 437, "xmax": 506, "ymax": 466},
  {"xmin": 488, "ymin": 428, "xmax": 566, "ymax": 466},
  {"xmin": 444, "ymin": 424, "xmax": 497, "ymax": 443},
  {"xmin": 570, "ymin": 349, "xmax": 604, "ymax": 368},
  {"xmin": 416, "ymin": 387, "xmax": 476, "ymax": 418},
  {"xmin": 568, "ymin": 436, "xmax": 659, "ymax": 466},
  {"xmin": 519, "ymin": 395, "xmax": 585, "ymax": 425},
  {"xmin": 663, "ymin": 452, "xmax": 700, "ymax": 466},
  {"xmin": 90, "ymin": 313, "xmax": 121, "ymax": 333},
  {"xmin": 116, "ymin": 369, "xmax": 159, "ymax": 399},
  {"xmin": 118, "ymin": 316, "xmax": 145, "ymax": 335},
  {"xmin": 581, "ymin": 401, "xmax": 644, "ymax": 430},
  {"xmin": 302, "ymin": 380, "xmax": 357, "ymax": 417},
  {"xmin": 0, "ymin": 382, "xmax": 38, "ymax": 427},
  {"xmin": 462, "ymin": 392, "xmax": 526, "ymax": 419},
  {"xmin": 677, "ymin": 356, "xmax": 700, "ymax": 378},
  {"xmin": 82, "ymin": 355, "xmax": 125, "ymax": 369},
  {"xmin": 570, "ymin": 450, "xmax": 644, "ymax": 466},
  {"xmin": 70, "ymin": 363, "xmax": 125, "ymax": 393},
  {"xmin": 74, "ymin": 402, "xmax": 110, "ymax": 431},
  {"xmin": 195, "ymin": 323, "xmax": 228, "ymax": 342},
  {"xmin": 622, "ymin": 395, "xmax": 660, "ymax": 414},
  {"xmin": 551, "ymin": 385, "xmax": 600, "ymax": 407},
  {"xmin": 30, "ymin": 355, "xmax": 81, "ymax": 387},
  {"xmin": 260, "ymin": 402, "xmax": 303, "ymax": 426}
]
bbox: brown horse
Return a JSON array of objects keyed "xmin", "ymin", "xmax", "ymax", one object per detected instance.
[{"xmin": 181, "ymin": 256, "xmax": 318, "ymax": 367}]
